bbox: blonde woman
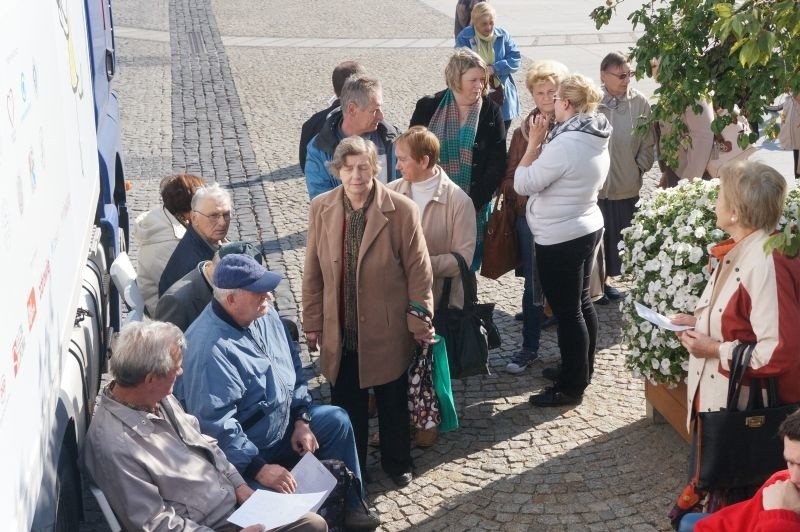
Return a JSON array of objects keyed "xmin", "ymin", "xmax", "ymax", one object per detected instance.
[{"xmin": 514, "ymin": 74, "xmax": 611, "ymax": 406}]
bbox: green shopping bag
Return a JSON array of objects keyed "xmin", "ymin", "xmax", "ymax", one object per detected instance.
[{"xmin": 431, "ymin": 335, "xmax": 458, "ymax": 432}]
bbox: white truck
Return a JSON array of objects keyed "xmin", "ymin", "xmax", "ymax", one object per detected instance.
[{"xmin": 0, "ymin": 0, "xmax": 128, "ymax": 529}]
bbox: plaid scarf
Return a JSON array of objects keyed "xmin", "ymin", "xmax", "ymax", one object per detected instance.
[
  {"xmin": 429, "ymin": 89, "xmax": 489, "ymax": 270},
  {"xmin": 342, "ymin": 185, "xmax": 376, "ymax": 351}
]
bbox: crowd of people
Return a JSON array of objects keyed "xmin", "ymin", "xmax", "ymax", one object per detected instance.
[{"xmin": 82, "ymin": 1, "xmax": 800, "ymax": 530}]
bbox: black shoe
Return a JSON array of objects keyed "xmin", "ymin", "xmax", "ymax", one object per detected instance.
[
  {"xmin": 529, "ymin": 387, "xmax": 582, "ymax": 406},
  {"xmin": 540, "ymin": 315, "xmax": 558, "ymax": 329},
  {"xmin": 594, "ymin": 295, "xmax": 610, "ymax": 305},
  {"xmin": 604, "ymin": 284, "xmax": 625, "ymax": 301},
  {"xmin": 541, "ymin": 366, "xmax": 561, "ymax": 381},
  {"xmin": 345, "ymin": 506, "xmax": 381, "ymax": 530},
  {"xmin": 390, "ymin": 471, "xmax": 413, "ymax": 487},
  {"xmin": 514, "ymin": 312, "xmax": 523, "ymax": 321}
]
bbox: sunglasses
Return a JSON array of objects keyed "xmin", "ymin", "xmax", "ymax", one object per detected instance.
[{"xmin": 604, "ymin": 70, "xmax": 633, "ymax": 81}]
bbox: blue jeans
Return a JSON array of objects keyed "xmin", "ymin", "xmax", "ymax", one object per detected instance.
[
  {"xmin": 516, "ymin": 216, "xmax": 542, "ymax": 352},
  {"xmin": 256, "ymin": 404, "xmax": 364, "ymax": 508},
  {"xmin": 679, "ymin": 512, "xmax": 710, "ymax": 531}
]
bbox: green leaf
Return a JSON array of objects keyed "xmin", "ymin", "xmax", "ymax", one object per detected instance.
[{"xmin": 713, "ymin": 3, "xmax": 734, "ymax": 18}]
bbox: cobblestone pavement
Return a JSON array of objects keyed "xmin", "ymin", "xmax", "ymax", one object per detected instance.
[{"xmin": 80, "ymin": 1, "xmax": 687, "ymax": 530}]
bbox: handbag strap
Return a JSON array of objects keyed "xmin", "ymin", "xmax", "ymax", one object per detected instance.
[
  {"xmin": 725, "ymin": 342, "xmax": 755, "ymax": 410},
  {"xmin": 450, "ymin": 252, "xmax": 478, "ymax": 312}
]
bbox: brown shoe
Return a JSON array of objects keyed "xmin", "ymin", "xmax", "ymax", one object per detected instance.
[{"xmin": 415, "ymin": 427, "xmax": 438, "ymax": 448}]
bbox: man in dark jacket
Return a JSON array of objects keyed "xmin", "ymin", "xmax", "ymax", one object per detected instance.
[
  {"xmin": 298, "ymin": 60, "xmax": 365, "ymax": 170},
  {"xmin": 158, "ymin": 183, "xmax": 232, "ymax": 296},
  {"xmin": 304, "ymin": 75, "xmax": 399, "ymax": 199}
]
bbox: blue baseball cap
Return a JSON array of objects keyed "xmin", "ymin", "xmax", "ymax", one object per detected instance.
[{"xmin": 213, "ymin": 254, "xmax": 282, "ymax": 292}]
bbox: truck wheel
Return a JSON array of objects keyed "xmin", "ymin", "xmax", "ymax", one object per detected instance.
[{"xmin": 54, "ymin": 446, "xmax": 82, "ymax": 532}]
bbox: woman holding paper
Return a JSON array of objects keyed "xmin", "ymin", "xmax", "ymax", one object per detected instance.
[{"xmin": 670, "ymin": 160, "xmax": 800, "ymax": 509}]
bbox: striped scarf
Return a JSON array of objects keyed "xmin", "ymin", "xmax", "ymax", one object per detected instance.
[
  {"xmin": 429, "ymin": 89, "xmax": 488, "ymax": 270},
  {"xmin": 342, "ymin": 184, "xmax": 376, "ymax": 351}
]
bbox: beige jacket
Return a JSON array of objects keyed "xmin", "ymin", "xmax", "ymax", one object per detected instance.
[
  {"xmin": 388, "ymin": 167, "xmax": 476, "ymax": 310},
  {"xmin": 659, "ymin": 100, "xmax": 715, "ymax": 180},
  {"xmin": 84, "ymin": 389, "xmax": 244, "ymax": 531},
  {"xmin": 302, "ymin": 180, "xmax": 433, "ymax": 388},
  {"xmin": 598, "ymin": 88, "xmax": 656, "ymax": 200}
]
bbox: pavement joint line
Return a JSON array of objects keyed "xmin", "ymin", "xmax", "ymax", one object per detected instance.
[{"xmin": 118, "ymin": 25, "xmax": 642, "ymax": 48}]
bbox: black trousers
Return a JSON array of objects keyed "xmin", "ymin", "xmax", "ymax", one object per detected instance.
[
  {"xmin": 331, "ymin": 349, "xmax": 411, "ymax": 476},
  {"xmin": 535, "ymin": 229, "xmax": 603, "ymax": 396}
]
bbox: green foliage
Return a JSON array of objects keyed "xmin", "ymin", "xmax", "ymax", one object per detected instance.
[{"xmin": 591, "ymin": 0, "xmax": 800, "ymax": 164}]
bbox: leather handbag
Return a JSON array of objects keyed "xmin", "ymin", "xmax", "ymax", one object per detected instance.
[
  {"xmin": 433, "ymin": 253, "xmax": 491, "ymax": 379},
  {"xmin": 693, "ymin": 343, "xmax": 800, "ymax": 490},
  {"xmin": 488, "ymin": 75, "xmax": 504, "ymax": 107},
  {"xmin": 480, "ymin": 192, "xmax": 519, "ymax": 280}
]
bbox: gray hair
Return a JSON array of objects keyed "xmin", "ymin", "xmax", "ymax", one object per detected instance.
[
  {"xmin": 212, "ymin": 285, "xmax": 241, "ymax": 303},
  {"xmin": 110, "ymin": 320, "xmax": 185, "ymax": 387},
  {"xmin": 340, "ymin": 75, "xmax": 381, "ymax": 111},
  {"xmin": 191, "ymin": 183, "xmax": 232, "ymax": 211}
]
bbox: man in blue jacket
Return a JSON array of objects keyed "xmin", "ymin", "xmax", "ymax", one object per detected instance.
[
  {"xmin": 177, "ymin": 254, "xmax": 380, "ymax": 530},
  {"xmin": 304, "ymin": 75, "xmax": 399, "ymax": 199}
]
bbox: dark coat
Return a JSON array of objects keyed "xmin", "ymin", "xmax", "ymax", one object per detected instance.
[
  {"xmin": 158, "ymin": 224, "xmax": 215, "ymax": 296},
  {"xmin": 410, "ymin": 90, "xmax": 507, "ymax": 212},
  {"xmin": 155, "ymin": 262, "xmax": 213, "ymax": 331},
  {"xmin": 298, "ymin": 100, "xmax": 339, "ymax": 170}
]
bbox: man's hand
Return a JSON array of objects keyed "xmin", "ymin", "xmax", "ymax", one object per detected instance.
[
  {"xmin": 291, "ymin": 421, "xmax": 319, "ymax": 456},
  {"xmin": 414, "ymin": 327, "xmax": 436, "ymax": 345},
  {"xmin": 234, "ymin": 483, "xmax": 254, "ymax": 505},
  {"xmin": 306, "ymin": 331, "xmax": 320, "ymax": 352},
  {"xmin": 762, "ymin": 480, "xmax": 800, "ymax": 513},
  {"xmin": 254, "ymin": 464, "xmax": 297, "ymax": 494}
]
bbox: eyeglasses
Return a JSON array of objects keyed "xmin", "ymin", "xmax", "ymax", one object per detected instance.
[
  {"xmin": 193, "ymin": 210, "xmax": 232, "ymax": 223},
  {"xmin": 604, "ymin": 70, "xmax": 633, "ymax": 81}
]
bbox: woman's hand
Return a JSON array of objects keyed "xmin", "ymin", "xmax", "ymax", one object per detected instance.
[
  {"xmin": 306, "ymin": 331, "xmax": 321, "ymax": 352},
  {"xmin": 677, "ymin": 329, "xmax": 721, "ymax": 359},
  {"xmin": 255, "ymin": 464, "xmax": 297, "ymax": 494},
  {"xmin": 414, "ymin": 327, "xmax": 436, "ymax": 345},
  {"xmin": 527, "ymin": 113, "xmax": 549, "ymax": 150},
  {"xmin": 669, "ymin": 313, "xmax": 697, "ymax": 328}
]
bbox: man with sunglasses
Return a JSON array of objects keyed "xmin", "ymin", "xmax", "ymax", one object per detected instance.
[
  {"xmin": 159, "ymin": 183, "xmax": 232, "ymax": 296},
  {"xmin": 596, "ymin": 51, "xmax": 656, "ymax": 304}
]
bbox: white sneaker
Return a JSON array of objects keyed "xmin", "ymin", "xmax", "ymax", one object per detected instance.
[{"xmin": 505, "ymin": 349, "xmax": 539, "ymax": 374}]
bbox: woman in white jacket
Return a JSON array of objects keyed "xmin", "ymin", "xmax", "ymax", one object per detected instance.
[
  {"xmin": 514, "ymin": 73, "xmax": 611, "ymax": 406},
  {"xmin": 133, "ymin": 173, "xmax": 204, "ymax": 315}
]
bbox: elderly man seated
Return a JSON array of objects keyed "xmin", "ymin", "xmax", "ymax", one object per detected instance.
[
  {"xmin": 83, "ymin": 320, "xmax": 327, "ymax": 532},
  {"xmin": 176, "ymin": 254, "xmax": 380, "ymax": 531},
  {"xmin": 159, "ymin": 183, "xmax": 232, "ymax": 296}
]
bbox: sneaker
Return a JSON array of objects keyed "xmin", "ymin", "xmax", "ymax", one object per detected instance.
[
  {"xmin": 505, "ymin": 349, "xmax": 539, "ymax": 374},
  {"xmin": 604, "ymin": 284, "xmax": 625, "ymax": 301}
]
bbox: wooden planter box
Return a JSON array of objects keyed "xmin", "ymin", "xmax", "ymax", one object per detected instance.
[{"xmin": 645, "ymin": 380, "xmax": 691, "ymax": 443}]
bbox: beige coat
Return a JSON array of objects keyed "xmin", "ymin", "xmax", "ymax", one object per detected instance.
[
  {"xmin": 387, "ymin": 167, "xmax": 476, "ymax": 310},
  {"xmin": 302, "ymin": 180, "xmax": 433, "ymax": 388}
]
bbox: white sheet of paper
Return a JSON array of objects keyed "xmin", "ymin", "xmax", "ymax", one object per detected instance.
[
  {"xmin": 227, "ymin": 490, "xmax": 327, "ymax": 529},
  {"xmin": 634, "ymin": 301, "xmax": 694, "ymax": 331},
  {"xmin": 291, "ymin": 452, "xmax": 338, "ymax": 512}
]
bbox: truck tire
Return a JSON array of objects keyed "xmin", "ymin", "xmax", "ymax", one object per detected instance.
[{"xmin": 54, "ymin": 445, "xmax": 82, "ymax": 532}]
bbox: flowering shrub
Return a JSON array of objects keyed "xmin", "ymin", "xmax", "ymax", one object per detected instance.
[{"xmin": 620, "ymin": 179, "xmax": 800, "ymax": 386}]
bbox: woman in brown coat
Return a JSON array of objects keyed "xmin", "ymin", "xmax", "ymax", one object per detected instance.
[{"xmin": 302, "ymin": 136, "xmax": 434, "ymax": 487}]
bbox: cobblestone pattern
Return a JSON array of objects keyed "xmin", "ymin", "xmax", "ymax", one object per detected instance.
[
  {"xmin": 78, "ymin": 0, "xmax": 687, "ymax": 530},
  {"xmin": 112, "ymin": 0, "xmax": 170, "ymax": 31}
]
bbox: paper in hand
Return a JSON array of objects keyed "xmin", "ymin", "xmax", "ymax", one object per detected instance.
[
  {"xmin": 291, "ymin": 452, "xmax": 337, "ymax": 512},
  {"xmin": 633, "ymin": 301, "xmax": 693, "ymax": 331}
]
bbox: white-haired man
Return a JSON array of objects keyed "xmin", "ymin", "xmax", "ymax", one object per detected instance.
[
  {"xmin": 159, "ymin": 183, "xmax": 232, "ymax": 296},
  {"xmin": 84, "ymin": 320, "xmax": 327, "ymax": 531}
]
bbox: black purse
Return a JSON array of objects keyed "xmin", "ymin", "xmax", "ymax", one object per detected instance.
[
  {"xmin": 432, "ymin": 253, "xmax": 493, "ymax": 379},
  {"xmin": 693, "ymin": 342, "xmax": 799, "ymax": 490}
]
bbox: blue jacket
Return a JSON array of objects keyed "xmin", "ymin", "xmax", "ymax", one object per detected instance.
[
  {"xmin": 176, "ymin": 300, "xmax": 312, "ymax": 474},
  {"xmin": 304, "ymin": 108, "xmax": 400, "ymax": 199},
  {"xmin": 456, "ymin": 26, "xmax": 521, "ymax": 122},
  {"xmin": 158, "ymin": 223, "xmax": 215, "ymax": 297}
]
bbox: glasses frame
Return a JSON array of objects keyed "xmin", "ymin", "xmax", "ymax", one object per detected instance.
[
  {"xmin": 603, "ymin": 70, "xmax": 633, "ymax": 81},
  {"xmin": 193, "ymin": 210, "xmax": 232, "ymax": 223}
]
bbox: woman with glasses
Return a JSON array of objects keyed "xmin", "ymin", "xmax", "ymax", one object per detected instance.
[
  {"xmin": 455, "ymin": 1, "xmax": 521, "ymax": 131},
  {"xmin": 596, "ymin": 51, "xmax": 656, "ymax": 303},
  {"xmin": 514, "ymin": 73, "xmax": 611, "ymax": 406},
  {"xmin": 501, "ymin": 60, "xmax": 568, "ymax": 375},
  {"xmin": 158, "ymin": 183, "xmax": 233, "ymax": 296},
  {"xmin": 133, "ymin": 173, "xmax": 204, "ymax": 315}
]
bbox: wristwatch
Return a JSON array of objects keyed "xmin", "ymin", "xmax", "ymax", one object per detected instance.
[{"xmin": 297, "ymin": 411, "xmax": 312, "ymax": 425}]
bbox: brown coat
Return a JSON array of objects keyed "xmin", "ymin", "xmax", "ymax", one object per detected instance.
[
  {"xmin": 302, "ymin": 181, "xmax": 434, "ymax": 388},
  {"xmin": 387, "ymin": 167, "xmax": 476, "ymax": 310}
]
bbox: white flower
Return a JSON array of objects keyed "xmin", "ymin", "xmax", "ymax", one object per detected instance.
[
  {"xmin": 694, "ymin": 227, "xmax": 707, "ymax": 238},
  {"xmin": 688, "ymin": 246, "xmax": 704, "ymax": 264}
]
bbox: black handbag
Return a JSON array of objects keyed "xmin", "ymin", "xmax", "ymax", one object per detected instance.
[
  {"xmin": 432, "ymin": 253, "xmax": 491, "ymax": 379},
  {"xmin": 693, "ymin": 342, "xmax": 799, "ymax": 490}
]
